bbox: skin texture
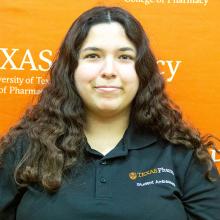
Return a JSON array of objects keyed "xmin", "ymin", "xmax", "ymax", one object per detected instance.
[{"xmin": 74, "ymin": 22, "xmax": 139, "ymax": 120}]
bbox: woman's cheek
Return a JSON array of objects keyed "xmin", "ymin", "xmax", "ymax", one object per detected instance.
[
  {"xmin": 78, "ymin": 63, "xmax": 102, "ymax": 80},
  {"xmin": 119, "ymin": 65, "xmax": 137, "ymax": 82}
]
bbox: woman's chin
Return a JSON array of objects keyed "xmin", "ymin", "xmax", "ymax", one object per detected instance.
[{"xmin": 93, "ymin": 104, "xmax": 130, "ymax": 117}]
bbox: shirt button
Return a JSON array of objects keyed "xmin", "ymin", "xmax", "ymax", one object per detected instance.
[
  {"xmin": 100, "ymin": 160, "xmax": 107, "ymax": 165},
  {"xmin": 100, "ymin": 177, "xmax": 107, "ymax": 183}
]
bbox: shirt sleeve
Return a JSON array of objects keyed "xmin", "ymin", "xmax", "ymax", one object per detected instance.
[
  {"xmin": 0, "ymin": 134, "xmax": 28, "ymax": 220},
  {"xmin": 181, "ymin": 150, "xmax": 220, "ymax": 220}
]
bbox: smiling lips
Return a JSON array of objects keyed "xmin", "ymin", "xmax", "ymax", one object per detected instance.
[{"xmin": 95, "ymin": 86, "xmax": 121, "ymax": 93}]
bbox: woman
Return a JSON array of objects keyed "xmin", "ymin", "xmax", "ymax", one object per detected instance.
[{"xmin": 0, "ymin": 6, "xmax": 220, "ymax": 220}]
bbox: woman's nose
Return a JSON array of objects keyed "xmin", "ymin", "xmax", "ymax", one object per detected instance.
[{"xmin": 101, "ymin": 57, "xmax": 117, "ymax": 78}]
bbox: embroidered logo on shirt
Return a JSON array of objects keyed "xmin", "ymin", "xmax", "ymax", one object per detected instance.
[
  {"xmin": 129, "ymin": 167, "xmax": 174, "ymax": 180},
  {"xmin": 129, "ymin": 172, "xmax": 138, "ymax": 180},
  {"xmin": 136, "ymin": 179, "xmax": 176, "ymax": 187},
  {"xmin": 128, "ymin": 167, "xmax": 176, "ymax": 187}
]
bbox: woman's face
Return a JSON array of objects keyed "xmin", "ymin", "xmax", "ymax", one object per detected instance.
[{"xmin": 74, "ymin": 22, "xmax": 139, "ymax": 117}]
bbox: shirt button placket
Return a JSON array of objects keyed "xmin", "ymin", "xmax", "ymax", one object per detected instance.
[
  {"xmin": 100, "ymin": 160, "xmax": 107, "ymax": 165},
  {"xmin": 95, "ymin": 160, "xmax": 112, "ymax": 198}
]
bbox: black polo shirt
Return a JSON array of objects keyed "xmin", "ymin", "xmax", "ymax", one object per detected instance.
[{"xmin": 1, "ymin": 123, "xmax": 220, "ymax": 220}]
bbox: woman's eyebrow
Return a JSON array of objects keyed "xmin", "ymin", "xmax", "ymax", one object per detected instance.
[{"xmin": 81, "ymin": 47, "xmax": 135, "ymax": 52}]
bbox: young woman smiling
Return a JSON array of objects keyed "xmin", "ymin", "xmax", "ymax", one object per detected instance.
[{"xmin": 0, "ymin": 6, "xmax": 220, "ymax": 220}]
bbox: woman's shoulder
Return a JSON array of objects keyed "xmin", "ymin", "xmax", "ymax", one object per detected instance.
[
  {"xmin": 1, "ymin": 131, "xmax": 30, "ymax": 167},
  {"xmin": 155, "ymin": 138, "xmax": 211, "ymax": 176},
  {"xmin": 155, "ymin": 137, "xmax": 195, "ymax": 160}
]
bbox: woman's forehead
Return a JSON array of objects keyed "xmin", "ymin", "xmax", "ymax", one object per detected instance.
[{"xmin": 80, "ymin": 22, "xmax": 136, "ymax": 52}]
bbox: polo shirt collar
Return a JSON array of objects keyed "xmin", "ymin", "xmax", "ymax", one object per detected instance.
[
  {"xmin": 84, "ymin": 122, "xmax": 159, "ymax": 160},
  {"xmin": 124, "ymin": 122, "xmax": 159, "ymax": 150}
]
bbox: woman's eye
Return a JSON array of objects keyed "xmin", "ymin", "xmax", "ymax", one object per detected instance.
[
  {"xmin": 119, "ymin": 55, "xmax": 134, "ymax": 60},
  {"xmin": 84, "ymin": 54, "xmax": 99, "ymax": 59}
]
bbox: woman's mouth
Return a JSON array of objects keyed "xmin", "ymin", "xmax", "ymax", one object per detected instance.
[{"xmin": 95, "ymin": 86, "xmax": 122, "ymax": 93}]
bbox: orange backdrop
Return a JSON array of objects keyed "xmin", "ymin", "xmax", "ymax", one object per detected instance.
[{"xmin": 0, "ymin": 0, "xmax": 219, "ymax": 167}]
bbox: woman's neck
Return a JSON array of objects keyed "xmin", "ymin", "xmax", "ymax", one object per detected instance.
[{"xmin": 83, "ymin": 109, "xmax": 130, "ymax": 154}]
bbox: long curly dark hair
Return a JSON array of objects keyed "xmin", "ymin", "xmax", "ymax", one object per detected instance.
[{"xmin": 0, "ymin": 6, "xmax": 219, "ymax": 193}]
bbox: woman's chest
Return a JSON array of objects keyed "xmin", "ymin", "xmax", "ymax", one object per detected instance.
[{"xmin": 16, "ymin": 160, "xmax": 188, "ymax": 220}]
